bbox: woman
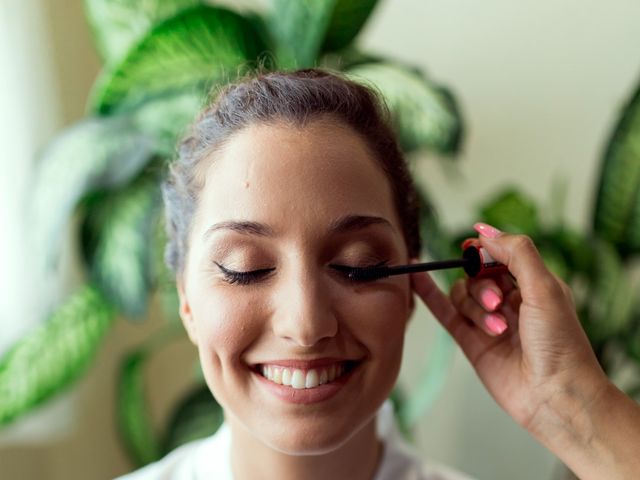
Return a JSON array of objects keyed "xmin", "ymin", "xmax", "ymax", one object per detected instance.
[{"xmin": 118, "ymin": 69, "xmax": 640, "ymax": 479}]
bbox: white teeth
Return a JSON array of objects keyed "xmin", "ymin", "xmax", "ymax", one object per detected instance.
[
  {"xmin": 259, "ymin": 363, "xmax": 352, "ymax": 389},
  {"xmin": 291, "ymin": 369, "xmax": 305, "ymax": 389},
  {"xmin": 319, "ymin": 369, "xmax": 328, "ymax": 385},
  {"xmin": 305, "ymin": 369, "xmax": 319, "ymax": 388},
  {"xmin": 281, "ymin": 368, "xmax": 292, "ymax": 386}
]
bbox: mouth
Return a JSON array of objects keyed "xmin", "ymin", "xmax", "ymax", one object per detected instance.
[{"xmin": 252, "ymin": 360, "xmax": 360, "ymax": 390}]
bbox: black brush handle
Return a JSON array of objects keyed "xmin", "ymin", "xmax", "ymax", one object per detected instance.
[{"xmin": 381, "ymin": 258, "xmax": 470, "ymax": 276}]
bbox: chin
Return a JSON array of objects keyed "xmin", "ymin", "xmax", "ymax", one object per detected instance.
[{"xmin": 257, "ymin": 412, "xmax": 374, "ymax": 456}]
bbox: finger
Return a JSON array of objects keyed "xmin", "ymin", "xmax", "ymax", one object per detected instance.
[
  {"xmin": 465, "ymin": 271, "xmax": 519, "ymax": 311},
  {"xmin": 473, "ymin": 223, "xmax": 561, "ymax": 305},
  {"xmin": 411, "ymin": 272, "xmax": 484, "ymax": 341},
  {"xmin": 451, "ymin": 279, "xmax": 508, "ymax": 336},
  {"xmin": 466, "ymin": 278, "xmax": 503, "ymax": 312},
  {"xmin": 500, "ymin": 288, "xmax": 522, "ymax": 326},
  {"xmin": 410, "ymin": 271, "xmax": 458, "ymax": 329},
  {"xmin": 412, "ymin": 271, "xmax": 507, "ymax": 366}
]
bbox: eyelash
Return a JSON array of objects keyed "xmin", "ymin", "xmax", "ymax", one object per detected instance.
[
  {"xmin": 214, "ymin": 262, "xmax": 275, "ymax": 285},
  {"xmin": 214, "ymin": 261, "xmax": 389, "ymax": 285},
  {"xmin": 329, "ymin": 261, "xmax": 389, "ymax": 282}
]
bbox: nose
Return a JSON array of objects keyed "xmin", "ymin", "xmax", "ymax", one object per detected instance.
[{"xmin": 271, "ymin": 266, "xmax": 338, "ymax": 347}]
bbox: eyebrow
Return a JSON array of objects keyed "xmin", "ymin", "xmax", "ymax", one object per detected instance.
[
  {"xmin": 202, "ymin": 214, "xmax": 394, "ymax": 241},
  {"xmin": 328, "ymin": 214, "xmax": 394, "ymax": 234},
  {"xmin": 203, "ymin": 221, "xmax": 275, "ymax": 240}
]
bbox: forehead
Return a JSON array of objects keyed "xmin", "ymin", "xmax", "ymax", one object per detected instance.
[{"xmin": 193, "ymin": 119, "xmax": 400, "ymax": 238}]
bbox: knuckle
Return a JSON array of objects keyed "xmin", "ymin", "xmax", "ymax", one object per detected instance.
[{"xmin": 512, "ymin": 234, "xmax": 537, "ymax": 253}]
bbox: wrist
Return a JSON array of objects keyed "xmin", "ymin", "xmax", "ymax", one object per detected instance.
[
  {"xmin": 529, "ymin": 374, "xmax": 640, "ymax": 479},
  {"xmin": 526, "ymin": 369, "xmax": 606, "ymax": 447}
]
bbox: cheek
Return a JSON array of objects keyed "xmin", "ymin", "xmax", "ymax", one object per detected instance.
[
  {"xmin": 339, "ymin": 282, "xmax": 411, "ymax": 353},
  {"xmin": 190, "ymin": 287, "xmax": 266, "ymax": 363}
]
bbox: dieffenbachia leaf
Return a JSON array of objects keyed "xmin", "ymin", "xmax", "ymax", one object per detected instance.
[
  {"xmin": 0, "ymin": 285, "xmax": 115, "ymax": 426},
  {"xmin": 627, "ymin": 320, "xmax": 640, "ymax": 364},
  {"xmin": 593, "ymin": 83, "xmax": 640, "ymax": 256},
  {"xmin": 117, "ymin": 350, "xmax": 163, "ymax": 467},
  {"xmin": 546, "ymin": 228, "xmax": 593, "ymax": 277},
  {"xmin": 321, "ymin": 0, "xmax": 379, "ymax": 53},
  {"xmin": 127, "ymin": 90, "xmax": 205, "ymax": 157},
  {"xmin": 417, "ymin": 185, "xmax": 460, "ymax": 285},
  {"xmin": 478, "ymin": 188, "xmax": 540, "ymax": 236},
  {"xmin": 537, "ymin": 243, "xmax": 570, "ymax": 281},
  {"xmin": 32, "ymin": 116, "xmax": 153, "ymax": 267},
  {"xmin": 346, "ymin": 61, "xmax": 463, "ymax": 155},
  {"xmin": 82, "ymin": 177, "xmax": 162, "ymax": 319},
  {"xmin": 90, "ymin": 6, "xmax": 267, "ymax": 114},
  {"xmin": 84, "ymin": 0, "xmax": 202, "ymax": 65},
  {"xmin": 267, "ymin": 0, "xmax": 336, "ymax": 69},
  {"xmin": 148, "ymin": 209, "xmax": 181, "ymax": 324},
  {"xmin": 583, "ymin": 239, "xmax": 634, "ymax": 345},
  {"xmin": 162, "ymin": 384, "xmax": 223, "ymax": 454}
]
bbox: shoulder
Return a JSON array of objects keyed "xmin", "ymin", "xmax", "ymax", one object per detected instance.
[{"xmin": 113, "ymin": 424, "xmax": 232, "ymax": 480}]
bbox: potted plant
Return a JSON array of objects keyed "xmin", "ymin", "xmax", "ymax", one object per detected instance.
[{"xmin": 0, "ymin": 0, "xmax": 463, "ymax": 467}]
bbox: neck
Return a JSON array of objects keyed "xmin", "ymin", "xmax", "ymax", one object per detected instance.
[{"xmin": 228, "ymin": 416, "xmax": 383, "ymax": 480}]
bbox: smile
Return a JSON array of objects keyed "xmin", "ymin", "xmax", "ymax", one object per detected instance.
[{"xmin": 258, "ymin": 361, "xmax": 358, "ymax": 389}]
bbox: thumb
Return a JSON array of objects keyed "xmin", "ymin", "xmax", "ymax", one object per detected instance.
[{"xmin": 473, "ymin": 223, "xmax": 559, "ymax": 303}]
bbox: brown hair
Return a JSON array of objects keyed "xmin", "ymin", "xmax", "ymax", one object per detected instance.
[{"xmin": 163, "ymin": 68, "xmax": 421, "ymax": 275}]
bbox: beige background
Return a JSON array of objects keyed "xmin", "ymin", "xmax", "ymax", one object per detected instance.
[{"xmin": 2, "ymin": 0, "xmax": 640, "ymax": 478}]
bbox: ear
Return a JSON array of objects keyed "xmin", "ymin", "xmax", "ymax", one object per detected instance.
[{"xmin": 177, "ymin": 277, "xmax": 198, "ymax": 345}]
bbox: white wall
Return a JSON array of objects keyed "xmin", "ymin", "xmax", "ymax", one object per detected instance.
[{"xmin": 1, "ymin": 0, "xmax": 639, "ymax": 478}]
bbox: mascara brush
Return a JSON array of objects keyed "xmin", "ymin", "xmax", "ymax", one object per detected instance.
[{"xmin": 334, "ymin": 246, "xmax": 508, "ymax": 282}]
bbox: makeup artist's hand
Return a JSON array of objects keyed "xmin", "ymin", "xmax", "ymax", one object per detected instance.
[{"xmin": 411, "ymin": 223, "xmax": 640, "ymax": 480}]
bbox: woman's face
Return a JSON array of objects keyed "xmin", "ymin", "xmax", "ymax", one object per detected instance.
[{"xmin": 178, "ymin": 118, "xmax": 414, "ymax": 454}]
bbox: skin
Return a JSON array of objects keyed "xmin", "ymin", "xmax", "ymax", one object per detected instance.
[
  {"xmin": 413, "ymin": 226, "xmax": 640, "ymax": 479},
  {"xmin": 177, "ymin": 118, "xmax": 415, "ymax": 480}
]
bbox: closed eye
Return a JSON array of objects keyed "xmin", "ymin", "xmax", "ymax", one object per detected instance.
[
  {"xmin": 214, "ymin": 262, "xmax": 275, "ymax": 285},
  {"xmin": 329, "ymin": 261, "xmax": 388, "ymax": 282}
]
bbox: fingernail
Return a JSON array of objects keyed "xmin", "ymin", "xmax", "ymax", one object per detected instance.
[
  {"xmin": 474, "ymin": 222, "xmax": 502, "ymax": 239},
  {"xmin": 484, "ymin": 314, "xmax": 507, "ymax": 335},
  {"xmin": 480, "ymin": 289, "xmax": 501, "ymax": 311}
]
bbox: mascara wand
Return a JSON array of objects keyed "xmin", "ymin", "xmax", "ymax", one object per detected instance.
[{"xmin": 334, "ymin": 246, "xmax": 507, "ymax": 282}]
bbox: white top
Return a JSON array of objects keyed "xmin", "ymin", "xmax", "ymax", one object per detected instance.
[{"xmin": 115, "ymin": 402, "xmax": 474, "ymax": 480}]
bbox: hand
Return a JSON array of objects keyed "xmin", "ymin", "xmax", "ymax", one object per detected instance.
[
  {"xmin": 413, "ymin": 222, "xmax": 604, "ymax": 427},
  {"xmin": 411, "ymin": 224, "xmax": 640, "ymax": 480},
  {"xmin": 412, "ymin": 223, "xmax": 640, "ymax": 479}
]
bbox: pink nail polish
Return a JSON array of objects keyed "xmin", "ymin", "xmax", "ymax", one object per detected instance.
[
  {"xmin": 480, "ymin": 289, "xmax": 501, "ymax": 311},
  {"xmin": 474, "ymin": 222, "xmax": 502, "ymax": 238},
  {"xmin": 485, "ymin": 314, "xmax": 507, "ymax": 335}
]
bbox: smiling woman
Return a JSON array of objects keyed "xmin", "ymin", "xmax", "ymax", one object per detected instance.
[
  {"xmin": 115, "ymin": 69, "xmax": 471, "ymax": 479},
  {"xmin": 115, "ymin": 68, "xmax": 640, "ymax": 480}
]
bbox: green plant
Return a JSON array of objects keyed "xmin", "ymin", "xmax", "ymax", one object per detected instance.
[
  {"xmin": 458, "ymin": 80, "xmax": 640, "ymax": 401},
  {"xmin": 1, "ymin": 0, "xmax": 464, "ymax": 467}
]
